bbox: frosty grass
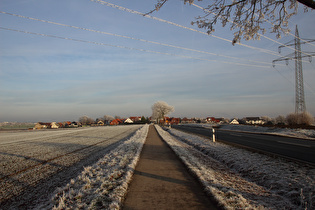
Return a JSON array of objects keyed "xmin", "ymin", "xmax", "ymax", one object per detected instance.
[
  {"xmin": 50, "ymin": 124, "xmax": 149, "ymax": 209},
  {"xmin": 155, "ymin": 125, "xmax": 315, "ymax": 209},
  {"xmin": 50, "ymin": 124, "xmax": 314, "ymax": 209}
]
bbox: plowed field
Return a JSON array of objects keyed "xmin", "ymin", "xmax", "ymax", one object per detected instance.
[{"xmin": 0, "ymin": 125, "xmax": 142, "ymax": 209}]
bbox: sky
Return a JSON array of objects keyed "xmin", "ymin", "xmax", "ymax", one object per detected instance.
[{"xmin": 0, "ymin": 0, "xmax": 314, "ymax": 122}]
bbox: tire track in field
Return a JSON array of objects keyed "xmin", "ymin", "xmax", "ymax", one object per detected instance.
[
  {"xmin": 0, "ymin": 128, "xmax": 89, "ymax": 146},
  {"xmin": 0, "ymin": 127, "xmax": 136, "ymax": 181},
  {"xmin": 0, "ymin": 126, "xmax": 142, "ymax": 204}
]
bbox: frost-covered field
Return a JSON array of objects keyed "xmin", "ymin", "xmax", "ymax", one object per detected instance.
[
  {"xmin": 187, "ymin": 123, "xmax": 315, "ymax": 139},
  {"xmin": 0, "ymin": 125, "xmax": 142, "ymax": 208},
  {"xmin": 156, "ymin": 125, "xmax": 315, "ymax": 209},
  {"xmin": 45, "ymin": 124, "xmax": 149, "ymax": 209}
]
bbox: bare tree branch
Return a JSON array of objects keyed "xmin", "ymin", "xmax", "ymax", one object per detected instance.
[{"xmin": 151, "ymin": 0, "xmax": 313, "ymax": 44}]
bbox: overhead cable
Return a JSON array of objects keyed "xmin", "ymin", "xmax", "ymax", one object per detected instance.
[
  {"xmin": 89, "ymin": 0, "xmax": 286, "ymax": 58},
  {"xmin": 191, "ymin": 3, "xmax": 314, "ymax": 60},
  {"xmin": 0, "ymin": 27, "xmax": 270, "ymax": 68},
  {"xmin": 0, "ymin": 11, "xmax": 273, "ymax": 66}
]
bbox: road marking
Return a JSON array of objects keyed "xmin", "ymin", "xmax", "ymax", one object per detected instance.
[{"xmin": 277, "ymin": 141, "xmax": 311, "ymax": 148}]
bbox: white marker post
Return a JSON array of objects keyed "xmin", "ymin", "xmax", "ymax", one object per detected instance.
[{"xmin": 212, "ymin": 128, "xmax": 215, "ymax": 142}]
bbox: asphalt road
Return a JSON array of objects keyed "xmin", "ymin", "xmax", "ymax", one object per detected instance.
[{"xmin": 172, "ymin": 125, "xmax": 315, "ymax": 165}]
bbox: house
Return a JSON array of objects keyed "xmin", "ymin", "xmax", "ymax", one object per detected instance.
[
  {"xmin": 97, "ymin": 120, "xmax": 105, "ymax": 126},
  {"xmin": 245, "ymin": 117, "xmax": 264, "ymax": 125},
  {"xmin": 129, "ymin": 117, "xmax": 141, "ymax": 123},
  {"xmin": 230, "ymin": 119, "xmax": 239, "ymax": 125},
  {"xmin": 124, "ymin": 118, "xmax": 133, "ymax": 124},
  {"xmin": 181, "ymin": 118, "xmax": 195, "ymax": 124},
  {"xmin": 207, "ymin": 117, "xmax": 224, "ymax": 124},
  {"xmin": 51, "ymin": 122, "xmax": 59, "ymax": 129},
  {"xmin": 34, "ymin": 122, "xmax": 49, "ymax": 129},
  {"xmin": 73, "ymin": 121, "xmax": 82, "ymax": 127},
  {"xmin": 110, "ymin": 119, "xmax": 123, "ymax": 125},
  {"xmin": 64, "ymin": 121, "xmax": 72, "ymax": 127},
  {"xmin": 33, "ymin": 122, "xmax": 56, "ymax": 129},
  {"xmin": 170, "ymin": 117, "xmax": 180, "ymax": 125}
]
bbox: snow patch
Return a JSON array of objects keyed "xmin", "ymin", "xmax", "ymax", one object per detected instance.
[{"xmin": 156, "ymin": 125, "xmax": 315, "ymax": 209}]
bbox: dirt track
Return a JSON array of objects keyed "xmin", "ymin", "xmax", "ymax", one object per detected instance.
[{"xmin": 123, "ymin": 125, "xmax": 217, "ymax": 209}]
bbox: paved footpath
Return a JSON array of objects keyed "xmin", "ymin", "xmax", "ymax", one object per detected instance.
[{"xmin": 123, "ymin": 125, "xmax": 217, "ymax": 210}]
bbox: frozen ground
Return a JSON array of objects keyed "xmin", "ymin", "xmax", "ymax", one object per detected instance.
[
  {"xmin": 0, "ymin": 125, "xmax": 143, "ymax": 209},
  {"xmin": 156, "ymin": 125, "xmax": 315, "ymax": 209},
  {"xmin": 27, "ymin": 123, "xmax": 314, "ymax": 209},
  {"xmin": 185, "ymin": 123, "xmax": 315, "ymax": 139},
  {"xmin": 47, "ymin": 124, "xmax": 149, "ymax": 209}
]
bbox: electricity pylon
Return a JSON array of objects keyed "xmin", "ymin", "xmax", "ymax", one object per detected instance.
[{"xmin": 272, "ymin": 25, "xmax": 315, "ymax": 114}]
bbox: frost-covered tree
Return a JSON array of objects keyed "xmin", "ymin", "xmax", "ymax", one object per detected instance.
[
  {"xmin": 114, "ymin": 115, "xmax": 121, "ymax": 119},
  {"xmin": 103, "ymin": 115, "xmax": 115, "ymax": 124},
  {"xmin": 150, "ymin": 0, "xmax": 314, "ymax": 44},
  {"xmin": 286, "ymin": 112, "xmax": 314, "ymax": 125},
  {"xmin": 275, "ymin": 115, "xmax": 286, "ymax": 125},
  {"xmin": 79, "ymin": 115, "xmax": 94, "ymax": 125},
  {"xmin": 286, "ymin": 113, "xmax": 298, "ymax": 125},
  {"xmin": 299, "ymin": 111, "xmax": 314, "ymax": 125},
  {"xmin": 263, "ymin": 116, "xmax": 276, "ymax": 125},
  {"xmin": 151, "ymin": 101, "xmax": 174, "ymax": 124}
]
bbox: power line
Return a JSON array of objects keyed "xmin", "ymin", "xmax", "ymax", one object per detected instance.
[
  {"xmin": 191, "ymin": 2, "xmax": 315, "ymax": 61},
  {"xmin": 288, "ymin": 63, "xmax": 315, "ymax": 95},
  {"xmin": 273, "ymin": 66, "xmax": 294, "ymax": 87},
  {"xmin": 89, "ymin": 0, "xmax": 289, "ymax": 58},
  {"xmin": 0, "ymin": 27, "xmax": 270, "ymax": 68},
  {"xmin": 0, "ymin": 11, "xmax": 273, "ymax": 66},
  {"xmin": 272, "ymin": 26, "xmax": 315, "ymax": 113}
]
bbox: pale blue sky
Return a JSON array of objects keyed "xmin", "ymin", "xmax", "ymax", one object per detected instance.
[{"xmin": 1, "ymin": 0, "xmax": 314, "ymax": 122}]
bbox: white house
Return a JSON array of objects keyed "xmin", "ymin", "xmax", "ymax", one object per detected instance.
[
  {"xmin": 51, "ymin": 122, "xmax": 59, "ymax": 129},
  {"xmin": 124, "ymin": 118, "xmax": 133, "ymax": 124},
  {"xmin": 230, "ymin": 119, "xmax": 239, "ymax": 125}
]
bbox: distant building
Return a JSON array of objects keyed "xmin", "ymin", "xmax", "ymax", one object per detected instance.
[
  {"xmin": 170, "ymin": 117, "xmax": 180, "ymax": 125},
  {"xmin": 97, "ymin": 120, "xmax": 105, "ymax": 126},
  {"xmin": 129, "ymin": 117, "xmax": 141, "ymax": 122},
  {"xmin": 51, "ymin": 122, "xmax": 59, "ymax": 129},
  {"xmin": 110, "ymin": 119, "xmax": 123, "ymax": 125},
  {"xmin": 181, "ymin": 118, "xmax": 195, "ymax": 124},
  {"xmin": 124, "ymin": 118, "xmax": 134, "ymax": 124},
  {"xmin": 245, "ymin": 117, "xmax": 264, "ymax": 125},
  {"xmin": 230, "ymin": 119, "xmax": 239, "ymax": 125},
  {"xmin": 207, "ymin": 117, "xmax": 224, "ymax": 124},
  {"xmin": 34, "ymin": 122, "xmax": 59, "ymax": 129}
]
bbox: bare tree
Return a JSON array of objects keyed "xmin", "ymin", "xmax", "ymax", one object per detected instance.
[
  {"xmin": 151, "ymin": 101, "xmax": 174, "ymax": 124},
  {"xmin": 150, "ymin": 0, "xmax": 314, "ymax": 44}
]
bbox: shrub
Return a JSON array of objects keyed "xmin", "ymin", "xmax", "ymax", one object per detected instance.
[
  {"xmin": 275, "ymin": 115, "xmax": 286, "ymax": 125},
  {"xmin": 286, "ymin": 112, "xmax": 314, "ymax": 126},
  {"xmin": 299, "ymin": 112, "xmax": 314, "ymax": 125},
  {"xmin": 286, "ymin": 113, "xmax": 298, "ymax": 125}
]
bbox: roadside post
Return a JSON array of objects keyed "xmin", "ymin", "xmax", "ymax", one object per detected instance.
[{"xmin": 212, "ymin": 128, "xmax": 215, "ymax": 142}]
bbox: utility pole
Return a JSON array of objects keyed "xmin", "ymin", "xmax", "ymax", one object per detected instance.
[{"xmin": 272, "ymin": 25, "xmax": 315, "ymax": 114}]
